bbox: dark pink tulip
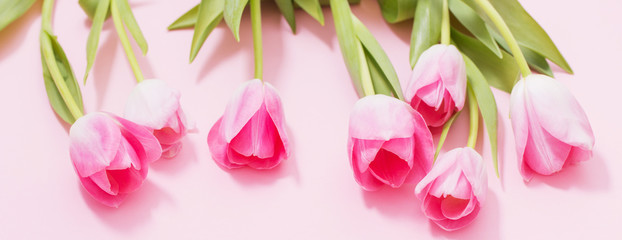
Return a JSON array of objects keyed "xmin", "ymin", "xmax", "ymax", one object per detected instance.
[
  {"xmin": 415, "ymin": 147, "xmax": 487, "ymax": 231},
  {"xmin": 208, "ymin": 79, "xmax": 290, "ymax": 169},
  {"xmin": 348, "ymin": 95, "xmax": 434, "ymax": 191},
  {"xmin": 405, "ymin": 44, "xmax": 467, "ymax": 127},
  {"xmin": 510, "ymin": 74, "xmax": 595, "ymax": 181},
  {"xmin": 125, "ymin": 79, "xmax": 189, "ymax": 158},
  {"xmin": 69, "ymin": 113, "xmax": 161, "ymax": 207}
]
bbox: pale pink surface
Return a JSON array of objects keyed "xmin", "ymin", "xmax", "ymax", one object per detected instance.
[{"xmin": 0, "ymin": 0, "xmax": 621, "ymax": 239}]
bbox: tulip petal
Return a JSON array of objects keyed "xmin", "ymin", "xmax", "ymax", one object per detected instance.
[
  {"xmin": 523, "ymin": 126, "xmax": 571, "ymax": 176},
  {"xmin": 566, "ymin": 147, "xmax": 592, "ymax": 166},
  {"xmin": 107, "ymin": 166, "xmax": 148, "ymax": 194},
  {"xmin": 229, "ymin": 105, "xmax": 277, "ymax": 159},
  {"xmin": 438, "ymin": 45, "xmax": 467, "ymax": 110},
  {"xmin": 458, "ymin": 148, "xmax": 487, "ymax": 203},
  {"xmin": 113, "ymin": 115, "xmax": 162, "ymax": 166},
  {"xmin": 247, "ymin": 140, "xmax": 286, "ymax": 169},
  {"xmin": 368, "ymin": 148, "xmax": 411, "ymax": 188},
  {"xmin": 405, "ymin": 44, "xmax": 445, "ymax": 103},
  {"xmin": 107, "ymin": 138, "xmax": 137, "ymax": 170},
  {"xmin": 264, "ymin": 82, "xmax": 290, "ymax": 157},
  {"xmin": 422, "ymin": 195, "xmax": 445, "ymax": 221},
  {"xmin": 350, "ymin": 139, "xmax": 384, "ymax": 191},
  {"xmin": 440, "ymin": 195, "xmax": 470, "ymax": 220},
  {"xmin": 525, "ymin": 75, "xmax": 594, "ymax": 150},
  {"xmin": 89, "ymin": 170, "xmax": 118, "ymax": 195},
  {"xmin": 510, "ymin": 80, "xmax": 533, "ymax": 180},
  {"xmin": 79, "ymin": 176, "xmax": 127, "ymax": 208},
  {"xmin": 222, "ymin": 79, "xmax": 265, "ymax": 142},
  {"xmin": 415, "ymin": 148, "xmax": 459, "ymax": 199},
  {"xmin": 349, "ymin": 95, "xmax": 416, "ymax": 140},
  {"xmin": 124, "ymin": 79, "xmax": 181, "ymax": 130},
  {"xmin": 70, "ymin": 113, "xmax": 121, "ymax": 177},
  {"xmin": 433, "ymin": 203, "xmax": 480, "ymax": 231},
  {"xmin": 208, "ymin": 118, "xmax": 244, "ymax": 169},
  {"xmin": 405, "ymin": 111, "xmax": 435, "ymax": 184}
]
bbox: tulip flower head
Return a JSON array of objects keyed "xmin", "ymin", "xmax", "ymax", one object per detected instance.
[
  {"xmin": 125, "ymin": 79, "xmax": 189, "ymax": 159},
  {"xmin": 415, "ymin": 147, "xmax": 487, "ymax": 231},
  {"xmin": 348, "ymin": 95, "xmax": 434, "ymax": 191},
  {"xmin": 405, "ymin": 44, "xmax": 467, "ymax": 127},
  {"xmin": 510, "ymin": 74, "xmax": 595, "ymax": 181},
  {"xmin": 69, "ymin": 113, "xmax": 161, "ymax": 207},
  {"xmin": 208, "ymin": 79, "xmax": 290, "ymax": 169}
]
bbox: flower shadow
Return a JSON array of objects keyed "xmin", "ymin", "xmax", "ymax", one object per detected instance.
[
  {"xmin": 79, "ymin": 180, "xmax": 173, "ymax": 233},
  {"xmin": 526, "ymin": 151, "xmax": 610, "ymax": 192},
  {"xmin": 361, "ymin": 185, "xmax": 426, "ymax": 222},
  {"xmin": 429, "ymin": 190, "xmax": 501, "ymax": 239}
]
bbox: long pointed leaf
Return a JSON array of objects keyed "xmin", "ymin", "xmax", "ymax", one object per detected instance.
[
  {"xmin": 84, "ymin": 0, "xmax": 111, "ymax": 83},
  {"xmin": 275, "ymin": 0, "xmax": 297, "ymax": 33},
  {"xmin": 463, "ymin": 0, "xmax": 572, "ymax": 74},
  {"xmin": 410, "ymin": 0, "xmax": 442, "ymax": 68},
  {"xmin": 0, "ymin": 0, "xmax": 36, "ymax": 32},
  {"xmin": 352, "ymin": 15, "xmax": 403, "ymax": 100},
  {"xmin": 224, "ymin": 0, "xmax": 249, "ymax": 41},
  {"xmin": 190, "ymin": 0, "xmax": 224, "ymax": 62},
  {"xmin": 452, "ymin": 28, "xmax": 518, "ymax": 92},
  {"xmin": 491, "ymin": 31, "xmax": 554, "ymax": 77},
  {"xmin": 295, "ymin": 0, "xmax": 325, "ymax": 25},
  {"xmin": 168, "ymin": 4, "xmax": 199, "ymax": 30},
  {"xmin": 117, "ymin": 0, "xmax": 148, "ymax": 55},
  {"xmin": 377, "ymin": 0, "xmax": 416, "ymax": 23},
  {"xmin": 41, "ymin": 31, "xmax": 84, "ymax": 124},
  {"xmin": 449, "ymin": 0, "xmax": 501, "ymax": 58},
  {"xmin": 463, "ymin": 53, "xmax": 499, "ymax": 177}
]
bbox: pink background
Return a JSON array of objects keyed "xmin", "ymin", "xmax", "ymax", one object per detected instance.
[{"xmin": 1, "ymin": 0, "xmax": 621, "ymax": 239}]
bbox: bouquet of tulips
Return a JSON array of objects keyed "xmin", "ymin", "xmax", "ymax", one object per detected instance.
[{"xmin": 0, "ymin": 0, "xmax": 594, "ymax": 232}]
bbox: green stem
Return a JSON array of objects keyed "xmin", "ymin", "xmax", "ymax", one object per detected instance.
[
  {"xmin": 474, "ymin": 0, "xmax": 530, "ymax": 77},
  {"xmin": 440, "ymin": 0, "xmax": 450, "ymax": 45},
  {"xmin": 111, "ymin": 0, "xmax": 144, "ymax": 83},
  {"xmin": 466, "ymin": 86, "xmax": 478, "ymax": 149},
  {"xmin": 41, "ymin": 0, "xmax": 83, "ymax": 120},
  {"xmin": 434, "ymin": 111, "xmax": 461, "ymax": 162},
  {"xmin": 251, "ymin": 0, "xmax": 263, "ymax": 80}
]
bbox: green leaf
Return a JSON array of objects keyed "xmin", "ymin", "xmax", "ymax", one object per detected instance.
[
  {"xmin": 463, "ymin": 0, "xmax": 572, "ymax": 74},
  {"xmin": 410, "ymin": 0, "xmax": 442, "ymax": 68},
  {"xmin": 116, "ymin": 0, "xmax": 148, "ymax": 55},
  {"xmin": 330, "ymin": 0, "xmax": 366, "ymax": 97},
  {"xmin": 168, "ymin": 4, "xmax": 199, "ymax": 30},
  {"xmin": 224, "ymin": 0, "xmax": 249, "ymax": 41},
  {"xmin": 377, "ymin": 0, "xmax": 416, "ymax": 23},
  {"xmin": 452, "ymin": 28, "xmax": 518, "ymax": 92},
  {"xmin": 41, "ymin": 31, "xmax": 84, "ymax": 124},
  {"xmin": 84, "ymin": 0, "xmax": 111, "ymax": 83},
  {"xmin": 0, "ymin": 0, "xmax": 36, "ymax": 32},
  {"xmin": 448, "ymin": 0, "xmax": 501, "ymax": 58},
  {"xmin": 190, "ymin": 0, "xmax": 224, "ymax": 62},
  {"xmin": 275, "ymin": 0, "xmax": 297, "ymax": 33},
  {"xmin": 491, "ymin": 32, "xmax": 553, "ymax": 77},
  {"xmin": 463, "ymin": 54, "xmax": 499, "ymax": 177},
  {"xmin": 365, "ymin": 51, "xmax": 392, "ymax": 96},
  {"xmin": 352, "ymin": 15, "xmax": 403, "ymax": 100},
  {"xmin": 319, "ymin": 0, "xmax": 360, "ymax": 5},
  {"xmin": 295, "ymin": 0, "xmax": 325, "ymax": 25}
]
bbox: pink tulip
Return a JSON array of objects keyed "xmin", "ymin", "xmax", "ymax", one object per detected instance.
[
  {"xmin": 207, "ymin": 79, "xmax": 289, "ymax": 169},
  {"xmin": 510, "ymin": 74, "xmax": 595, "ymax": 181},
  {"xmin": 125, "ymin": 79, "xmax": 189, "ymax": 158},
  {"xmin": 69, "ymin": 112, "xmax": 162, "ymax": 207},
  {"xmin": 405, "ymin": 44, "xmax": 467, "ymax": 127},
  {"xmin": 348, "ymin": 95, "xmax": 434, "ymax": 191},
  {"xmin": 415, "ymin": 147, "xmax": 487, "ymax": 231}
]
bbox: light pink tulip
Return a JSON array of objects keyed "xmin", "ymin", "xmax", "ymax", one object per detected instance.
[
  {"xmin": 69, "ymin": 112, "xmax": 162, "ymax": 207},
  {"xmin": 208, "ymin": 79, "xmax": 289, "ymax": 169},
  {"xmin": 405, "ymin": 44, "xmax": 467, "ymax": 127},
  {"xmin": 348, "ymin": 95, "xmax": 434, "ymax": 191},
  {"xmin": 415, "ymin": 147, "xmax": 487, "ymax": 231},
  {"xmin": 125, "ymin": 79, "xmax": 189, "ymax": 158},
  {"xmin": 510, "ymin": 74, "xmax": 595, "ymax": 181}
]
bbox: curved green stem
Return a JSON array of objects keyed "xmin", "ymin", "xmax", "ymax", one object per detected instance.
[
  {"xmin": 440, "ymin": 0, "xmax": 450, "ymax": 45},
  {"xmin": 111, "ymin": 0, "xmax": 144, "ymax": 83},
  {"xmin": 466, "ymin": 86, "xmax": 479, "ymax": 149},
  {"xmin": 251, "ymin": 0, "xmax": 263, "ymax": 80},
  {"xmin": 41, "ymin": 0, "xmax": 83, "ymax": 120},
  {"xmin": 435, "ymin": 111, "xmax": 461, "ymax": 162},
  {"xmin": 474, "ymin": 0, "xmax": 530, "ymax": 77}
]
